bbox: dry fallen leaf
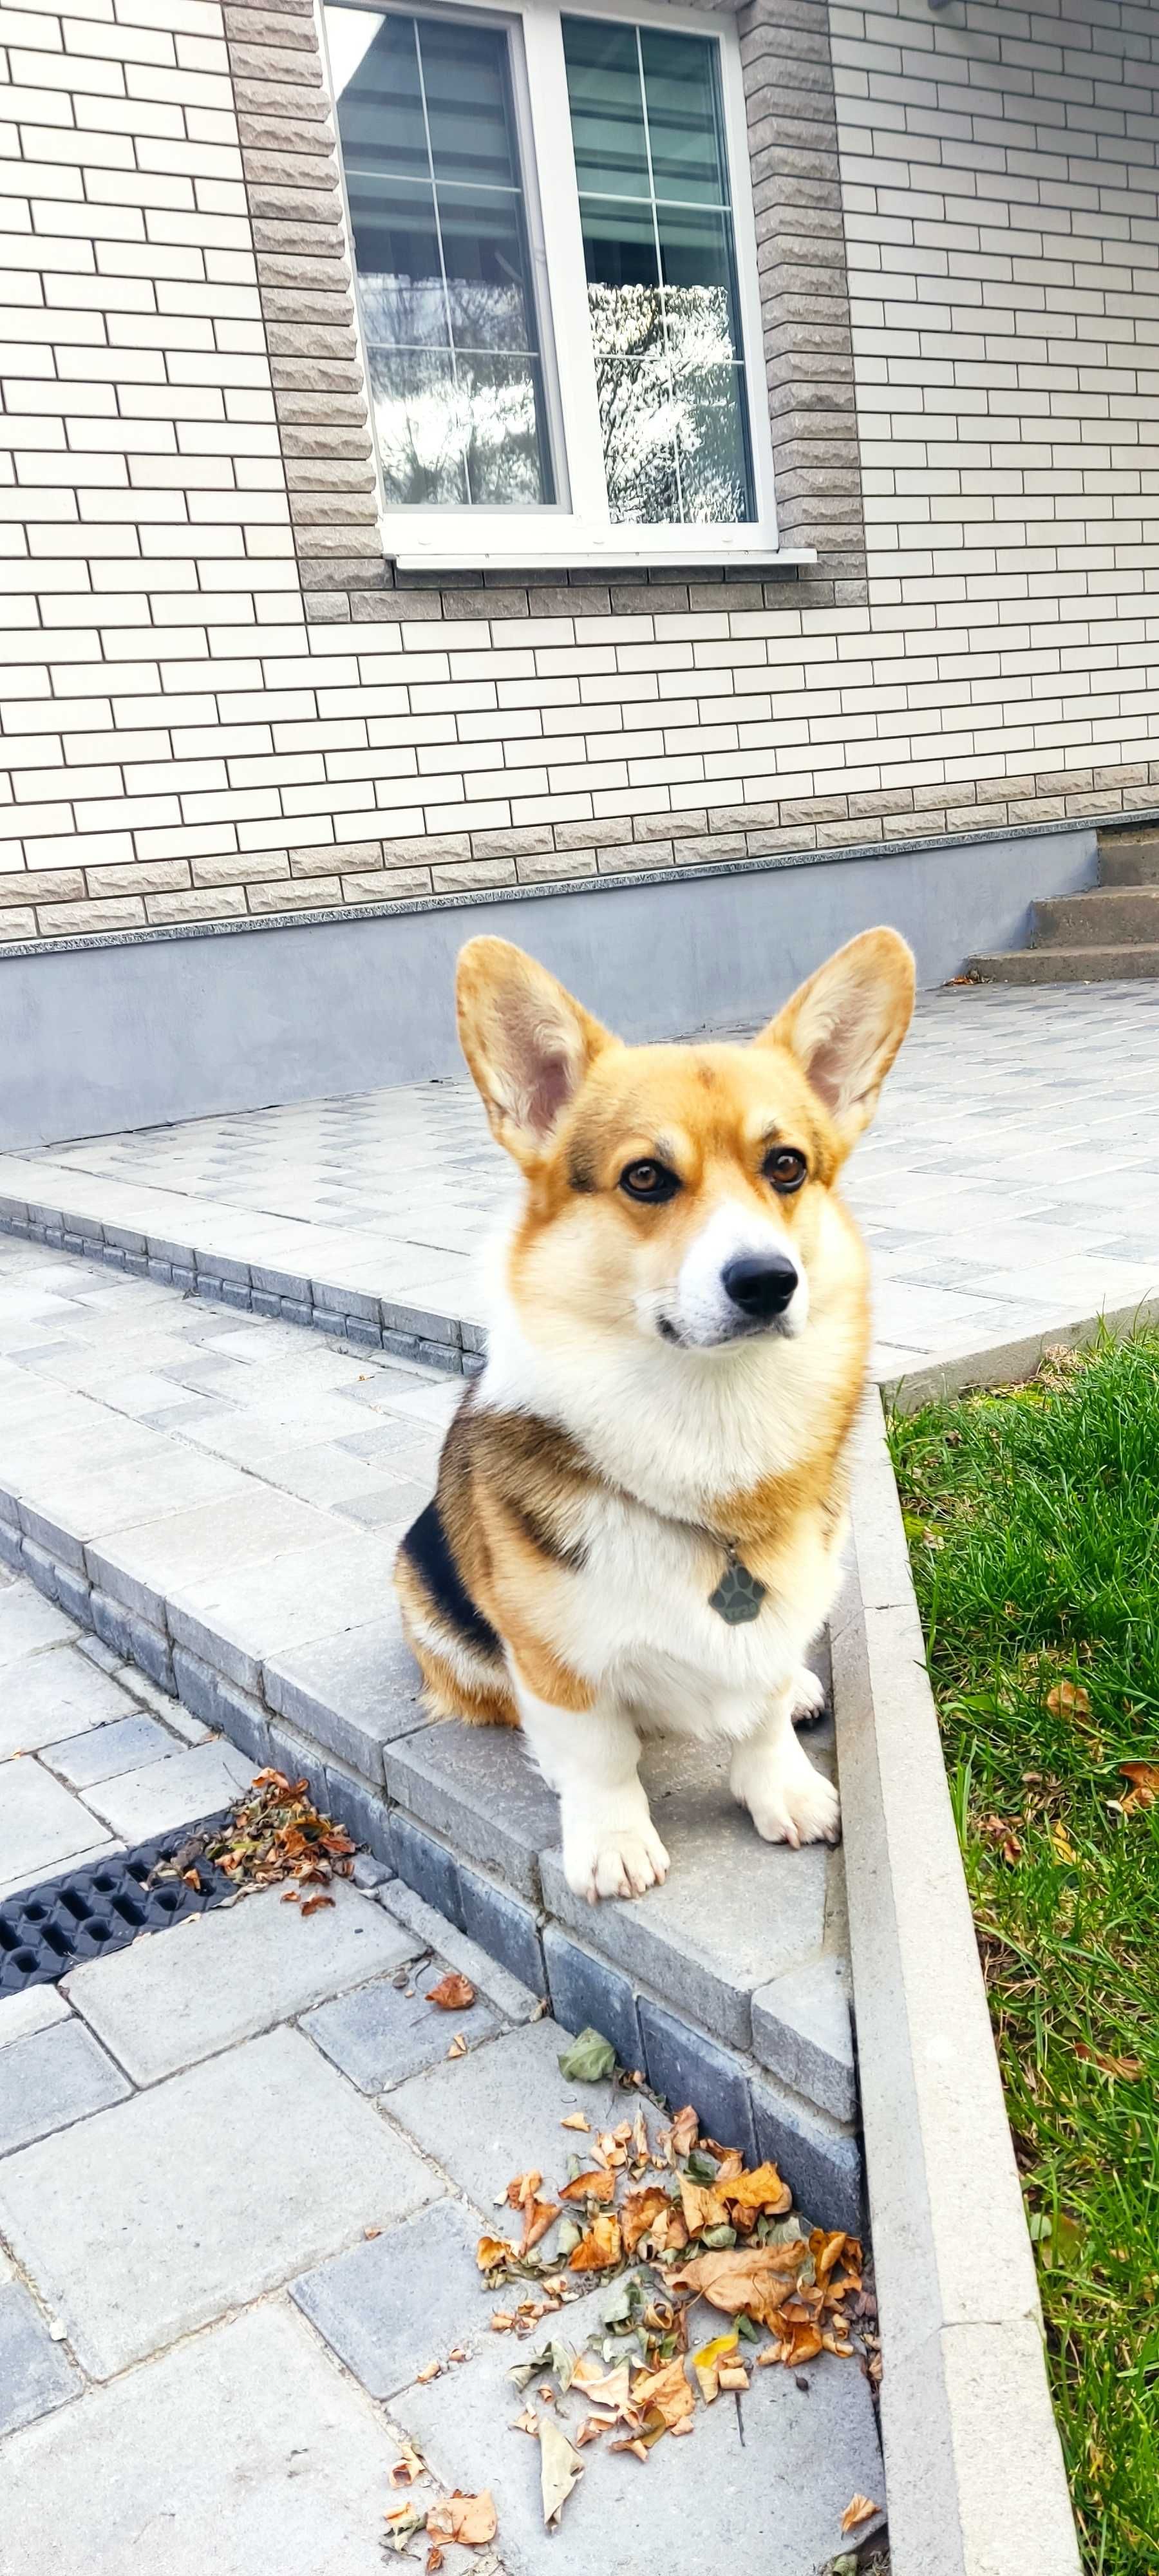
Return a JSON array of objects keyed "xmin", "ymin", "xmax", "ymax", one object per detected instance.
[
  {"xmin": 560, "ymin": 2168, "xmax": 616, "ymax": 2205},
  {"xmin": 692, "ymin": 2330, "xmax": 738, "ymax": 2403},
  {"xmin": 610, "ymin": 2436, "xmax": 649, "ymax": 2463},
  {"xmin": 415, "ymin": 2360, "xmax": 442, "ymax": 2384},
  {"xmin": 670, "ymin": 2105, "xmax": 699, "ymax": 2158},
  {"xmin": 1047, "ymin": 1680, "xmax": 1091, "ymax": 1720},
  {"xmin": 539, "ymin": 2416, "xmax": 583, "ymax": 2526},
  {"xmin": 510, "ymin": 2405, "xmax": 540, "ymax": 2436},
  {"xmin": 426, "ymin": 2550, "xmax": 444, "ymax": 2574},
  {"xmin": 632, "ymin": 2356, "xmax": 694, "ymax": 2438},
  {"xmin": 1118, "ymin": 1760, "xmax": 1159, "ymax": 1815},
  {"xmin": 389, "ymin": 2443, "xmax": 425, "ymax": 2488},
  {"xmin": 670, "ymin": 2244, "xmax": 801, "ymax": 2326},
  {"xmin": 428, "ymin": 1971, "xmax": 476, "ymax": 2011},
  {"xmin": 426, "ymin": 2490, "xmax": 497, "ymax": 2547},
  {"xmin": 1075, "ymin": 2040, "xmax": 1144, "ymax": 2080},
  {"xmin": 721, "ymin": 2161, "xmax": 793, "ymax": 2218},
  {"xmin": 1051, "ymin": 1819, "xmax": 1079, "ymax": 1864},
  {"xmin": 621, "ymin": 2186, "xmax": 675, "ymax": 2253},
  {"xmin": 560, "ymin": 2111, "xmax": 590, "ymax": 2133},
  {"xmin": 569, "ymin": 2211, "xmax": 622, "ymax": 2271},
  {"xmin": 300, "ymin": 1892, "xmax": 335, "ymax": 1918},
  {"xmin": 520, "ymin": 2198, "xmax": 561, "ymax": 2257},
  {"xmin": 679, "ymin": 2175, "xmax": 729, "ymax": 2233},
  {"xmin": 447, "ymin": 2034, "xmax": 468, "ymax": 2059},
  {"xmin": 570, "ymin": 2356, "xmax": 634, "ymax": 2418},
  {"xmin": 840, "ymin": 2494, "xmax": 880, "ymax": 2535},
  {"xmin": 476, "ymin": 2235, "xmax": 514, "ymax": 2271}
]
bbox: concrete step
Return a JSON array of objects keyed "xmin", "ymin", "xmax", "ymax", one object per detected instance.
[
  {"xmin": 0, "ymin": 1228, "xmax": 860, "ymax": 2230},
  {"xmin": 1033, "ymin": 886, "xmax": 1159, "ymax": 945},
  {"xmin": 1099, "ymin": 833, "xmax": 1159, "ymax": 886},
  {"xmin": 968, "ymin": 942, "xmax": 1159, "ymax": 984}
]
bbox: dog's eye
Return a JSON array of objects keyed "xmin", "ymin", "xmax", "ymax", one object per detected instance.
[
  {"xmin": 619, "ymin": 1159, "xmax": 680, "ymax": 1203},
  {"xmin": 764, "ymin": 1146, "xmax": 807, "ymax": 1194}
]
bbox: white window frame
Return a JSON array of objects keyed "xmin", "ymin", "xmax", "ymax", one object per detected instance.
[{"xmin": 322, "ymin": 0, "xmax": 813, "ymax": 569}]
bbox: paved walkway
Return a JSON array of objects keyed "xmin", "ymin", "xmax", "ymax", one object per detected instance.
[
  {"xmin": 0, "ymin": 1558, "xmax": 881, "ymax": 2576},
  {"xmin": 14, "ymin": 980, "xmax": 1159, "ymax": 1381}
]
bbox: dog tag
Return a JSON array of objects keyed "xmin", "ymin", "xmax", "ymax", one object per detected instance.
[{"xmin": 708, "ymin": 1551, "xmax": 767, "ymax": 1624}]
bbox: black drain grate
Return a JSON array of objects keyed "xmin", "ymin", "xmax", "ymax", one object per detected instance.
[{"xmin": 0, "ymin": 1812, "xmax": 238, "ymax": 1996}]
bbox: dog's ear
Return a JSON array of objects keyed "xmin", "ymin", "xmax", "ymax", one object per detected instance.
[
  {"xmin": 760, "ymin": 927, "xmax": 915, "ymax": 1147},
  {"xmin": 457, "ymin": 938, "xmax": 614, "ymax": 1166}
]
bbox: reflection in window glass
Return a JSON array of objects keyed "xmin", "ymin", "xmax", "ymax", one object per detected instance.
[
  {"xmin": 562, "ymin": 16, "xmax": 754, "ymax": 524},
  {"xmin": 325, "ymin": 5, "xmax": 554, "ymax": 506}
]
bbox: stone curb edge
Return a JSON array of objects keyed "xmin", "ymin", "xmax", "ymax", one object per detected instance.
[
  {"xmin": 880, "ymin": 1290, "xmax": 1159, "ymax": 1414},
  {"xmin": 0, "ymin": 1194, "xmax": 482, "ymax": 1378},
  {"xmin": 834, "ymin": 1394, "xmax": 1080, "ymax": 2576},
  {"xmin": 0, "ymin": 1496, "xmax": 860, "ymax": 2239}
]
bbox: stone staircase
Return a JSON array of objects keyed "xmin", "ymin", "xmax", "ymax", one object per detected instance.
[{"xmin": 968, "ymin": 821, "xmax": 1159, "ymax": 982}]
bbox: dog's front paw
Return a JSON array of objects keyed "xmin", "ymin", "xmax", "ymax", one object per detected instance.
[
  {"xmin": 563, "ymin": 1812, "xmax": 670, "ymax": 1904},
  {"xmin": 733, "ymin": 1742, "xmax": 840, "ymax": 1850},
  {"xmin": 791, "ymin": 1665, "xmax": 827, "ymax": 1727}
]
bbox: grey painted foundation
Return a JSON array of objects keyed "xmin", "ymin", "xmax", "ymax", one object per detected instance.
[{"xmin": 0, "ymin": 825, "xmax": 1097, "ymax": 1148}]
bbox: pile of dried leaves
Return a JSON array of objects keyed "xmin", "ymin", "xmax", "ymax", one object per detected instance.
[
  {"xmin": 461, "ymin": 2067, "xmax": 878, "ymax": 2535},
  {"xmin": 152, "ymin": 1768, "xmax": 355, "ymax": 1914}
]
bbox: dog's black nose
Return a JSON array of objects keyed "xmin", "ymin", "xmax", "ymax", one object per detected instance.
[{"xmin": 722, "ymin": 1253, "xmax": 798, "ymax": 1320}]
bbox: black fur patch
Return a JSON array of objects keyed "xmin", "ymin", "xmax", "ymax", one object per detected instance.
[
  {"xmin": 510, "ymin": 1496, "xmax": 588, "ymax": 1572},
  {"xmin": 401, "ymin": 1499, "xmax": 502, "ymax": 1658}
]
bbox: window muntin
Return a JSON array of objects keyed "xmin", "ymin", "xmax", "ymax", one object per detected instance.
[
  {"xmin": 561, "ymin": 17, "xmax": 753, "ymax": 525},
  {"xmin": 326, "ymin": 6, "xmax": 554, "ymax": 506}
]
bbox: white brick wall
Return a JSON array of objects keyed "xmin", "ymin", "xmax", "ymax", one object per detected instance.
[{"xmin": 1, "ymin": 0, "xmax": 1158, "ymax": 943}]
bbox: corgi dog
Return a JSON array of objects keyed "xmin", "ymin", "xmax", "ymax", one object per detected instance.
[{"xmin": 395, "ymin": 927, "xmax": 914, "ymax": 1904}]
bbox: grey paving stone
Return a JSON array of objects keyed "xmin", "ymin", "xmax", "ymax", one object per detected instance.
[
  {"xmin": 384, "ymin": 1718, "xmax": 557, "ymax": 1902},
  {"xmin": 386, "ymin": 2016, "xmax": 637, "ymax": 2213},
  {"xmin": 0, "ymin": 1586, "xmax": 75, "ymax": 1666},
  {"xmin": 377, "ymin": 1880, "xmax": 543, "ymax": 2023},
  {"xmin": 390, "ymin": 1809, "xmax": 466, "ymax": 1927},
  {"xmin": 67, "ymin": 1874, "xmax": 420, "ymax": 2081},
  {"xmin": 86, "ymin": 1487, "xmax": 337, "ymax": 1631},
  {"xmin": 303, "ymin": 1959, "xmax": 500, "ymax": 2092},
  {"xmin": 0, "ymin": 2300, "xmax": 401, "ymax": 2576},
  {"xmin": 0, "ymin": 2027, "xmax": 442, "ymax": 2378},
  {"xmin": 540, "ymin": 1731, "xmax": 832, "ymax": 2050},
  {"xmin": 638, "ymin": 2000, "xmax": 758, "ymax": 2163},
  {"xmin": 542, "ymin": 1924, "xmax": 645, "ymax": 2074},
  {"xmin": 263, "ymin": 1612, "xmax": 428, "ymax": 1783},
  {"xmin": 750, "ymin": 2068, "xmax": 863, "ymax": 2237},
  {"xmin": 292, "ymin": 2197, "xmax": 488, "ymax": 2396},
  {"xmin": 0, "ymin": 1759, "xmax": 108, "ymax": 1888},
  {"xmin": 0, "ymin": 2255, "xmax": 81, "ymax": 2437},
  {"xmin": 41, "ymin": 1711, "xmax": 177, "ymax": 1789},
  {"xmin": 0, "ymin": 2020, "xmax": 131, "ymax": 2157},
  {"xmin": 322, "ymin": 1761, "xmax": 395, "ymax": 1864},
  {"xmin": 0, "ymin": 1645, "xmax": 135, "ymax": 1759},
  {"xmin": 751, "ymin": 1955, "xmax": 857, "ymax": 2125},
  {"xmin": 0, "ymin": 1984, "xmax": 70, "ymax": 2050},
  {"xmin": 82, "ymin": 1738, "xmax": 254, "ymax": 1842},
  {"xmin": 166, "ymin": 1535, "xmax": 397, "ymax": 1696},
  {"xmin": 395, "ymin": 2267, "xmax": 885, "ymax": 2576}
]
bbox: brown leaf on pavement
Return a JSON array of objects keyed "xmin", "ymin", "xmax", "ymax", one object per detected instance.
[
  {"xmin": 520, "ymin": 2198, "xmax": 561, "ymax": 2257},
  {"xmin": 426, "ymin": 2550, "xmax": 444, "ymax": 2573},
  {"xmin": 476, "ymin": 2235, "xmax": 515, "ymax": 2271},
  {"xmin": 679, "ymin": 2175, "xmax": 729, "ymax": 2233},
  {"xmin": 720, "ymin": 2161, "xmax": 793, "ymax": 2217},
  {"xmin": 300, "ymin": 1892, "xmax": 335, "ymax": 1917},
  {"xmin": 632, "ymin": 2356, "xmax": 693, "ymax": 2436},
  {"xmin": 840, "ymin": 2494, "xmax": 879, "ymax": 2534},
  {"xmin": 621, "ymin": 2186, "xmax": 674, "ymax": 2252},
  {"xmin": 447, "ymin": 2034, "xmax": 468, "ymax": 2058},
  {"xmin": 428, "ymin": 1971, "xmax": 476, "ymax": 2011},
  {"xmin": 569, "ymin": 2211, "xmax": 622, "ymax": 2270},
  {"xmin": 505, "ymin": 2168, "xmax": 543, "ymax": 2208},
  {"xmin": 670, "ymin": 2105, "xmax": 699, "ymax": 2158},
  {"xmin": 560, "ymin": 2111, "xmax": 590, "ymax": 2132},
  {"xmin": 389, "ymin": 2443, "xmax": 425, "ymax": 2487},
  {"xmin": 560, "ymin": 2168, "xmax": 616, "ymax": 2204},
  {"xmin": 669, "ymin": 2244, "xmax": 802, "ymax": 2325},
  {"xmin": 426, "ymin": 2491, "xmax": 497, "ymax": 2546},
  {"xmin": 539, "ymin": 2417, "xmax": 583, "ymax": 2526}
]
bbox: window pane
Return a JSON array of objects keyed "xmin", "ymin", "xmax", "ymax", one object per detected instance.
[
  {"xmin": 639, "ymin": 26, "xmax": 729, "ymax": 209},
  {"xmin": 326, "ymin": 3, "xmax": 554, "ymax": 506},
  {"xmin": 561, "ymin": 18, "xmax": 648, "ymax": 199},
  {"xmin": 563, "ymin": 16, "xmax": 755, "ymax": 525}
]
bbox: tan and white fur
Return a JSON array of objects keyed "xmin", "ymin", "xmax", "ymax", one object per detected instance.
[{"xmin": 395, "ymin": 928, "xmax": 914, "ymax": 1904}]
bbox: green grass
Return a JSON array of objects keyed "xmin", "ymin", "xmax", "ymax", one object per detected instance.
[{"xmin": 887, "ymin": 1332, "xmax": 1159, "ymax": 2576}]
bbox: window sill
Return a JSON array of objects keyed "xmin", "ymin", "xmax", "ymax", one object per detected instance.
[{"xmin": 385, "ymin": 533, "xmax": 816, "ymax": 575}]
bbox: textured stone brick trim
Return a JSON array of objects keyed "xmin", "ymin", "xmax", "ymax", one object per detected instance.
[
  {"xmin": 737, "ymin": 0, "xmax": 868, "ymax": 604},
  {"xmin": 10, "ymin": 760, "xmax": 1158, "ymax": 941}
]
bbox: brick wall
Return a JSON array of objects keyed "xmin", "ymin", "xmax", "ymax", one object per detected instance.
[{"xmin": 1, "ymin": 0, "xmax": 1157, "ymax": 947}]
